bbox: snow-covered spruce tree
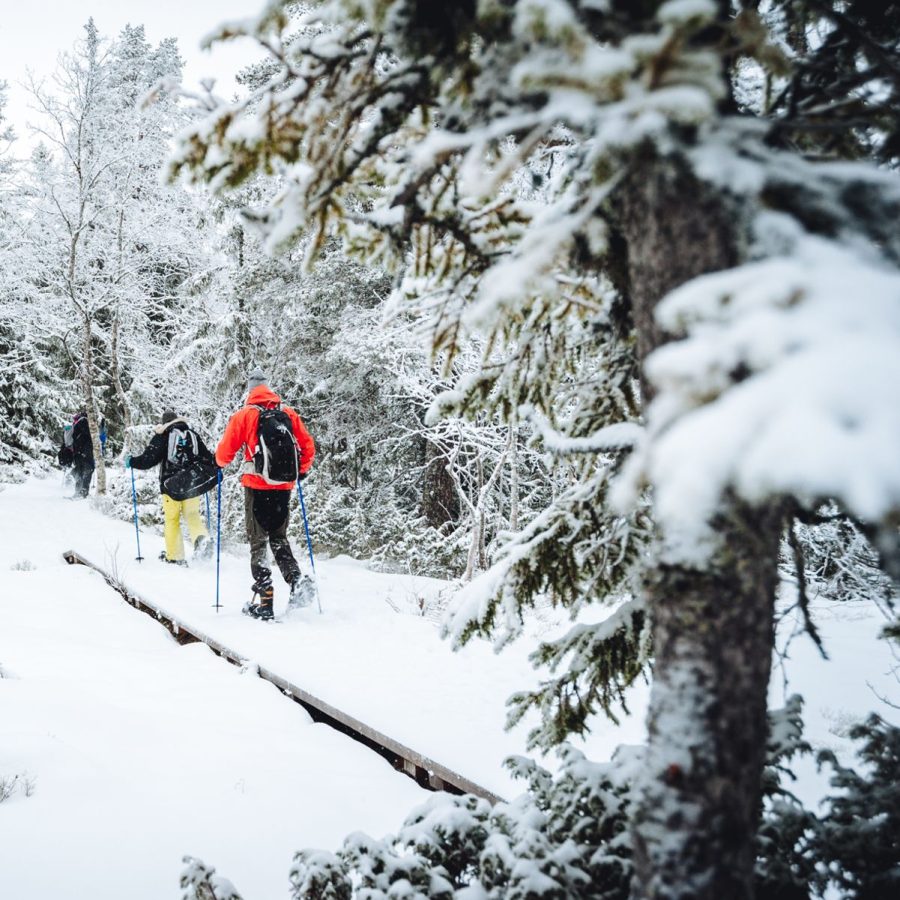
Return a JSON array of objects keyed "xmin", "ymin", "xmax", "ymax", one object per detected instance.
[
  {"xmin": 97, "ymin": 24, "xmax": 210, "ymax": 453},
  {"xmin": 0, "ymin": 87, "xmax": 69, "ymax": 469},
  {"xmin": 16, "ymin": 19, "xmax": 123, "ymax": 493},
  {"xmin": 171, "ymin": 2, "xmax": 900, "ymax": 896},
  {"xmin": 12, "ymin": 20, "xmax": 210, "ymax": 498},
  {"xmin": 755, "ymin": 702, "xmax": 900, "ymax": 900},
  {"xmin": 813, "ymin": 715, "xmax": 900, "ymax": 900},
  {"xmin": 181, "ymin": 856, "xmax": 243, "ymax": 900}
]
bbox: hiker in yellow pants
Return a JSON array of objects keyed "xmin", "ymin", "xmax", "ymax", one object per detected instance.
[
  {"xmin": 162, "ymin": 495, "xmax": 208, "ymax": 564},
  {"xmin": 127, "ymin": 410, "xmax": 215, "ymax": 567}
]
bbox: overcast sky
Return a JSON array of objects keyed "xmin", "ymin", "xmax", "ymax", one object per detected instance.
[{"xmin": 0, "ymin": 0, "xmax": 265, "ymax": 154}]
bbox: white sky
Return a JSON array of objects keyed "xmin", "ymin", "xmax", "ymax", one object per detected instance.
[{"xmin": 0, "ymin": 0, "xmax": 265, "ymax": 155}]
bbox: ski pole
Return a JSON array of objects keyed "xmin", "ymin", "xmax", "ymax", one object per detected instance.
[
  {"xmin": 215, "ymin": 468, "xmax": 222, "ymax": 611},
  {"xmin": 205, "ymin": 490, "xmax": 211, "ymax": 532},
  {"xmin": 130, "ymin": 466, "xmax": 144, "ymax": 562},
  {"xmin": 297, "ymin": 479, "xmax": 321, "ymax": 613}
]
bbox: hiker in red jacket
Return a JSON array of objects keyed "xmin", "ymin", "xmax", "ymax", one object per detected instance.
[{"xmin": 216, "ymin": 370, "xmax": 315, "ymax": 620}]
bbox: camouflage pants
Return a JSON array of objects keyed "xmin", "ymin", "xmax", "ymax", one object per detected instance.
[{"xmin": 243, "ymin": 487, "xmax": 300, "ymax": 589}]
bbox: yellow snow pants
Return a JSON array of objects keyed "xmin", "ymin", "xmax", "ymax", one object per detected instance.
[{"xmin": 162, "ymin": 495, "xmax": 208, "ymax": 561}]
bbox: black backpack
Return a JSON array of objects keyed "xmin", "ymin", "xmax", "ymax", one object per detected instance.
[
  {"xmin": 166, "ymin": 425, "xmax": 199, "ymax": 470},
  {"xmin": 161, "ymin": 424, "xmax": 218, "ymax": 501},
  {"xmin": 253, "ymin": 406, "xmax": 299, "ymax": 485}
]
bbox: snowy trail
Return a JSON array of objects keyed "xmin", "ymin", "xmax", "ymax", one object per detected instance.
[
  {"xmin": 1, "ymin": 474, "xmax": 646, "ymax": 801},
  {"xmin": 0, "ymin": 478, "xmax": 427, "ymax": 899}
]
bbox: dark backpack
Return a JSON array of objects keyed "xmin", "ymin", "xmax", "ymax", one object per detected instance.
[
  {"xmin": 161, "ymin": 424, "xmax": 217, "ymax": 501},
  {"xmin": 253, "ymin": 406, "xmax": 299, "ymax": 485},
  {"xmin": 166, "ymin": 425, "xmax": 199, "ymax": 470}
]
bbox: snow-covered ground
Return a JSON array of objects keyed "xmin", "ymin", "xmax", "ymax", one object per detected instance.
[
  {"xmin": 1, "ymin": 474, "xmax": 895, "ymax": 898},
  {"xmin": 0, "ymin": 480, "xmax": 429, "ymax": 898}
]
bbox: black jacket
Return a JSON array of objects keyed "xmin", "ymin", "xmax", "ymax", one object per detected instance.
[
  {"xmin": 130, "ymin": 418, "xmax": 215, "ymax": 497},
  {"xmin": 72, "ymin": 415, "xmax": 95, "ymax": 469}
]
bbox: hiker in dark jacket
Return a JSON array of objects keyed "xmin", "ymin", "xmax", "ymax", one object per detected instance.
[
  {"xmin": 71, "ymin": 411, "xmax": 94, "ymax": 498},
  {"xmin": 126, "ymin": 410, "xmax": 215, "ymax": 565}
]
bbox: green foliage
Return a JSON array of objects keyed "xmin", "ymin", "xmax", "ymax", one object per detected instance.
[
  {"xmin": 289, "ymin": 850, "xmax": 351, "ymax": 900},
  {"xmin": 508, "ymin": 599, "xmax": 649, "ymax": 750},
  {"xmin": 763, "ymin": 0, "xmax": 900, "ymax": 162},
  {"xmin": 755, "ymin": 696, "xmax": 820, "ymax": 900},
  {"xmin": 814, "ymin": 715, "xmax": 900, "ymax": 900},
  {"xmin": 754, "ymin": 701, "xmax": 900, "ymax": 900}
]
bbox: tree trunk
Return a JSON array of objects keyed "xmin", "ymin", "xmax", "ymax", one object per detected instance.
[
  {"xmin": 421, "ymin": 438, "xmax": 459, "ymax": 529},
  {"xmin": 80, "ymin": 314, "xmax": 106, "ymax": 495},
  {"xmin": 110, "ymin": 310, "xmax": 134, "ymax": 452},
  {"xmin": 617, "ymin": 155, "xmax": 785, "ymax": 899},
  {"xmin": 509, "ymin": 424, "xmax": 519, "ymax": 532},
  {"xmin": 632, "ymin": 502, "xmax": 783, "ymax": 899}
]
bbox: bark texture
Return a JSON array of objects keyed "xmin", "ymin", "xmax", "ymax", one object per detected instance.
[
  {"xmin": 632, "ymin": 503, "xmax": 783, "ymax": 900},
  {"xmin": 421, "ymin": 439, "xmax": 460, "ymax": 530},
  {"xmin": 80, "ymin": 314, "xmax": 106, "ymax": 496},
  {"xmin": 617, "ymin": 154, "xmax": 784, "ymax": 899}
]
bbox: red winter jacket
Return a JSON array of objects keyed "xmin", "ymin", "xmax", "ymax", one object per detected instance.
[{"xmin": 215, "ymin": 385, "xmax": 315, "ymax": 490}]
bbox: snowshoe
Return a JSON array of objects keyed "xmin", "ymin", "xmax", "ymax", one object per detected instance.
[
  {"xmin": 287, "ymin": 575, "xmax": 316, "ymax": 611},
  {"xmin": 193, "ymin": 535, "xmax": 212, "ymax": 560},
  {"xmin": 242, "ymin": 601, "xmax": 274, "ymax": 621},
  {"xmin": 243, "ymin": 583, "xmax": 274, "ymax": 621},
  {"xmin": 159, "ymin": 551, "xmax": 188, "ymax": 567}
]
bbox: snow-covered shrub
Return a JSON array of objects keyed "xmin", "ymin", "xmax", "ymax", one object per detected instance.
[
  {"xmin": 755, "ymin": 702, "xmax": 900, "ymax": 900},
  {"xmin": 755, "ymin": 696, "xmax": 821, "ymax": 900},
  {"xmin": 0, "ymin": 773, "xmax": 36, "ymax": 804},
  {"xmin": 0, "ymin": 776, "xmax": 17, "ymax": 803},
  {"xmin": 785, "ymin": 510, "xmax": 898, "ymax": 618},
  {"xmin": 813, "ymin": 716, "xmax": 900, "ymax": 900},
  {"xmin": 176, "ymin": 697, "xmax": 899, "ymax": 900},
  {"xmin": 180, "ymin": 856, "xmax": 243, "ymax": 900},
  {"xmin": 289, "ymin": 744, "xmax": 639, "ymax": 900}
]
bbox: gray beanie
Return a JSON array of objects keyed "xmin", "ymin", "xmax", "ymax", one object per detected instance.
[
  {"xmin": 161, "ymin": 409, "xmax": 177, "ymax": 425},
  {"xmin": 247, "ymin": 368, "xmax": 267, "ymax": 392}
]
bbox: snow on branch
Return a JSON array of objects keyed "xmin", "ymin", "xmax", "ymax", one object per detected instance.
[
  {"xmin": 526, "ymin": 405, "xmax": 642, "ymax": 454},
  {"xmin": 616, "ymin": 215, "xmax": 900, "ymax": 565}
]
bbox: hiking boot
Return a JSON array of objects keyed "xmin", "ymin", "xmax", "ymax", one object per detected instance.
[
  {"xmin": 243, "ymin": 584, "xmax": 274, "ymax": 621},
  {"xmin": 193, "ymin": 535, "xmax": 212, "ymax": 560},
  {"xmin": 288, "ymin": 575, "xmax": 316, "ymax": 610},
  {"xmin": 242, "ymin": 600, "xmax": 274, "ymax": 621},
  {"xmin": 159, "ymin": 551, "xmax": 188, "ymax": 567}
]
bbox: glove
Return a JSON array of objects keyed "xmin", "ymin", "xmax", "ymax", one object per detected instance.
[{"xmin": 124, "ymin": 456, "xmax": 132, "ymax": 469}]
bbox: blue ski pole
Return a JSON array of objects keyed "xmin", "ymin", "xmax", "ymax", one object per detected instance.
[
  {"xmin": 130, "ymin": 465, "xmax": 144, "ymax": 562},
  {"xmin": 297, "ymin": 479, "xmax": 321, "ymax": 613},
  {"xmin": 215, "ymin": 468, "xmax": 222, "ymax": 611}
]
